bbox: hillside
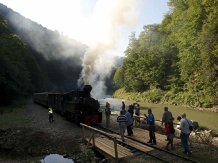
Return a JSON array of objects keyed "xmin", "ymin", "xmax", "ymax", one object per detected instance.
[{"xmin": 0, "ymin": 3, "xmax": 88, "ymax": 105}]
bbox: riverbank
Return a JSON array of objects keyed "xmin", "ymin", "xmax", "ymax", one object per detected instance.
[{"xmin": 100, "ymin": 96, "xmax": 218, "ymax": 133}]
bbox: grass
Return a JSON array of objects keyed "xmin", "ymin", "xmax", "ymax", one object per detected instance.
[{"xmin": 0, "ymin": 99, "xmax": 32, "ymax": 129}]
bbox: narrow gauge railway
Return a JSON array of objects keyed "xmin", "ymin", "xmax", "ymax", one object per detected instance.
[
  {"xmin": 92, "ymin": 125, "xmax": 200, "ymax": 163},
  {"xmin": 33, "ymin": 85, "xmax": 102, "ymax": 126}
]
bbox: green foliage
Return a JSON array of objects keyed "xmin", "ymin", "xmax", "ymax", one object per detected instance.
[
  {"xmin": 0, "ymin": 14, "xmax": 32, "ymax": 105},
  {"xmin": 113, "ymin": 0, "xmax": 218, "ymax": 107},
  {"xmin": 113, "ymin": 88, "xmax": 165, "ymax": 103},
  {"xmin": 78, "ymin": 149, "xmax": 95, "ymax": 163},
  {"xmin": 0, "ymin": 4, "xmax": 88, "ymax": 106}
]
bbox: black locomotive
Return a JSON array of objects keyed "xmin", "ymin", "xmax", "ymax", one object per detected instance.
[{"xmin": 33, "ymin": 85, "xmax": 102, "ymax": 125}]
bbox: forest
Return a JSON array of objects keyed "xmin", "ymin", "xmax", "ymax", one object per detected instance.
[
  {"xmin": 113, "ymin": 0, "xmax": 218, "ymax": 108},
  {"xmin": 1, "ymin": 0, "xmax": 218, "ymax": 108},
  {"xmin": 0, "ymin": 3, "xmax": 121, "ymax": 106},
  {"xmin": 0, "ymin": 3, "xmax": 87, "ymax": 106}
]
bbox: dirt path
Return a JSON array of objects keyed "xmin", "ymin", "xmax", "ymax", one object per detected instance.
[{"xmin": 0, "ymin": 100, "xmax": 86, "ymax": 163}]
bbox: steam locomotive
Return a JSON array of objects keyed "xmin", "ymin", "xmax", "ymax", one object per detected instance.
[{"xmin": 33, "ymin": 85, "xmax": 102, "ymax": 125}]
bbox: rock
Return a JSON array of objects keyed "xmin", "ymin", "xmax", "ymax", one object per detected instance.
[
  {"xmin": 212, "ymin": 137, "xmax": 218, "ymax": 146},
  {"xmin": 63, "ymin": 154, "xmax": 70, "ymax": 158}
]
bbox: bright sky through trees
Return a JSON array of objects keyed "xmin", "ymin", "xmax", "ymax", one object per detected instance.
[{"xmin": 0, "ymin": 0, "xmax": 169, "ymax": 56}]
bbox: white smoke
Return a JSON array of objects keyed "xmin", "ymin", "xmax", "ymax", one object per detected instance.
[{"xmin": 78, "ymin": 0, "xmax": 142, "ymax": 99}]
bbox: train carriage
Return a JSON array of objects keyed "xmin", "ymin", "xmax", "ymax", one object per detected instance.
[
  {"xmin": 33, "ymin": 85, "xmax": 102, "ymax": 126},
  {"xmin": 33, "ymin": 92, "xmax": 49, "ymax": 106},
  {"xmin": 48, "ymin": 93, "xmax": 62, "ymax": 112}
]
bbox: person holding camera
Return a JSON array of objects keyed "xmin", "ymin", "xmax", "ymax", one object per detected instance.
[{"xmin": 144, "ymin": 109, "xmax": 156, "ymax": 145}]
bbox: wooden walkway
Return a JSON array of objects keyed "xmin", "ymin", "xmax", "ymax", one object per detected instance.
[
  {"xmin": 85, "ymin": 137, "xmax": 133, "ymax": 158},
  {"xmin": 81, "ymin": 123, "xmax": 181, "ymax": 162}
]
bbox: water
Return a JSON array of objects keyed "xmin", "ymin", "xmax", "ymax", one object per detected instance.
[
  {"xmin": 99, "ymin": 96, "xmax": 126, "ymax": 111},
  {"xmin": 40, "ymin": 154, "xmax": 74, "ymax": 163},
  {"xmin": 99, "ymin": 96, "xmax": 218, "ymax": 133}
]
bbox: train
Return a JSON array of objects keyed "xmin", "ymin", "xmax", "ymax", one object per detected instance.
[{"xmin": 33, "ymin": 85, "xmax": 102, "ymax": 126}]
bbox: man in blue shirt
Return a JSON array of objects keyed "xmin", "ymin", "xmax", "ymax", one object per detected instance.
[
  {"xmin": 125, "ymin": 110, "xmax": 133, "ymax": 136},
  {"xmin": 145, "ymin": 109, "xmax": 156, "ymax": 145}
]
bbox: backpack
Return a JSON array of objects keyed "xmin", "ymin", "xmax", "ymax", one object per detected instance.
[{"xmin": 186, "ymin": 119, "xmax": 193, "ymax": 131}]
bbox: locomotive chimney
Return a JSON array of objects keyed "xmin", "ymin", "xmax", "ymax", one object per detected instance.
[{"xmin": 83, "ymin": 85, "xmax": 92, "ymax": 97}]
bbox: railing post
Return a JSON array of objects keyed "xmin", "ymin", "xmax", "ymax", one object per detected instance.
[
  {"xmin": 82, "ymin": 125, "xmax": 85, "ymax": 140},
  {"xmin": 92, "ymin": 130, "xmax": 95, "ymax": 147},
  {"xmin": 113, "ymin": 137, "xmax": 118, "ymax": 162}
]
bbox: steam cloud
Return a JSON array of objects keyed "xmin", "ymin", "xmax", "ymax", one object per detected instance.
[{"xmin": 78, "ymin": 0, "xmax": 142, "ymax": 99}]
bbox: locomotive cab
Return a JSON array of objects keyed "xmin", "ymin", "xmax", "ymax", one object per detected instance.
[{"xmin": 62, "ymin": 85, "xmax": 102, "ymax": 125}]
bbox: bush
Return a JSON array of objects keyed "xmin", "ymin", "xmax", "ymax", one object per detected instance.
[{"xmin": 78, "ymin": 149, "xmax": 95, "ymax": 162}]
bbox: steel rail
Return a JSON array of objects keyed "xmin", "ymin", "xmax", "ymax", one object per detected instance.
[{"xmin": 96, "ymin": 125, "xmax": 200, "ymax": 163}]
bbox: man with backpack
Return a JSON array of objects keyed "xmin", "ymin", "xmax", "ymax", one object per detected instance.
[{"xmin": 179, "ymin": 113, "xmax": 193, "ymax": 156}]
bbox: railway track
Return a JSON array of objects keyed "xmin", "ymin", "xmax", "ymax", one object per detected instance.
[{"xmin": 95, "ymin": 125, "xmax": 200, "ymax": 163}]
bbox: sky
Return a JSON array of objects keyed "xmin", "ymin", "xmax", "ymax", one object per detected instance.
[
  {"xmin": 0, "ymin": 0, "xmax": 170, "ymax": 57},
  {"xmin": 0, "ymin": 0, "xmax": 170, "ymax": 98}
]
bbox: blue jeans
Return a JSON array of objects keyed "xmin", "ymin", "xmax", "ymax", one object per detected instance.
[
  {"xmin": 127, "ymin": 125, "xmax": 133, "ymax": 136},
  {"xmin": 119, "ymin": 125, "xmax": 126, "ymax": 141},
  {"xmin": 148, "ymin": 126, "xmax": 156, "ymax": 143},
  {"xmin": 181, "ymin": 133, "xmax": 191, "ymax": 153}
]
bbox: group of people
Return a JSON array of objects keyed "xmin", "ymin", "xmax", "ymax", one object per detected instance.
[
  {"xmin": 123, "ymin": 102, "xmax": 140, "ymax": 123},
  {"xmin": 105, "ymin": 102, "xmax": 193, "ymax": 157},
  {"xmin": 105, "ymin": 101, "xmax": 135, "ymax": 142},
  {"xmin": 162, "ymin": 107, "xmax": 193, "ymax": 156}
]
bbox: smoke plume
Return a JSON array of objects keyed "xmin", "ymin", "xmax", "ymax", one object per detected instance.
[{"xmin": 78, "ymin": 0, "xmax": 142, "ymax": 99}]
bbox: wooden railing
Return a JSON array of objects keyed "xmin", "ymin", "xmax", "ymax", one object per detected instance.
[
  {"xmin": 133, "ymin": 115, "xmax": 179, "ymax": 126},
  {"xmin": 80, "ymin": 123, "xmax": 119, "ymax": 162}
]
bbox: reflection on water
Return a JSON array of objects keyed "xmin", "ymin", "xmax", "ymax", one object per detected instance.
[{"xmin": 40, "ymin": 154, "xmax": 74, "ymax": 163}]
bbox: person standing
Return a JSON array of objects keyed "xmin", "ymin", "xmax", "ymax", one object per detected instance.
[
  {"xmin": 165, "ymin": 117, "xmax": 175, "ymax": 150},
  {"xmin": 48, "ymin": 105, "xmax": 54, "ymax": 122},
  {"xmin": 177, "ymin": 116, "xmax": 192, "ymax": 147},
  {"xmin": 145, "ymin": 109, "xmax": 156, "ymax": 145},
  {"xmin": 117, "ymin": 110, "xmax": 127, "ymax": 142},
  {"xmin": 179, "ymin": 113, "xmax": 193, "ymax": 156},
  {"xmin": 105, "ymin": 102, "xmax": 111, "ymax": 128},
  {"xmin": 135, "ymin": 103, "xmax": 140, "ymax": 124},
  {"xmin": 162, "ymin": 107, "xmax": 172, "ymax": 140},
  {"xmin": 128, "ymin": 105, "xmax": 134, "ymax": 124},
  {"xmin": 121, "ymin": 101, "xmax": 125, "ymax": 110},
  {"xmin": 162, "ymin": 107, "xmax": 172, "ymax": 126},
  {"xmin": 125, "ymin": 110, "xmax": 133, "ymax": 136}
]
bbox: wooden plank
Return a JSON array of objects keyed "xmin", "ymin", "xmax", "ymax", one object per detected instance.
[
  {"xmin": 85, "ymin": 137, "xmax": 133, "ymax": 158},
  {"xmin": 129, "ymin": 127, "xmax": 181, "ymax": 148},
  {"xmin": 98, "ymin": 138, "xmax": 133, "ymax": 156},
  {"xmin": 125, "ymin": 139, "xmax": 154, "ymax": 152}
]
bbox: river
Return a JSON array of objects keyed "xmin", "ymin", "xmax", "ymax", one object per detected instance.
[{"xmin": 99, "ymin": 95, "xmax": 218, "ymax": 133}]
